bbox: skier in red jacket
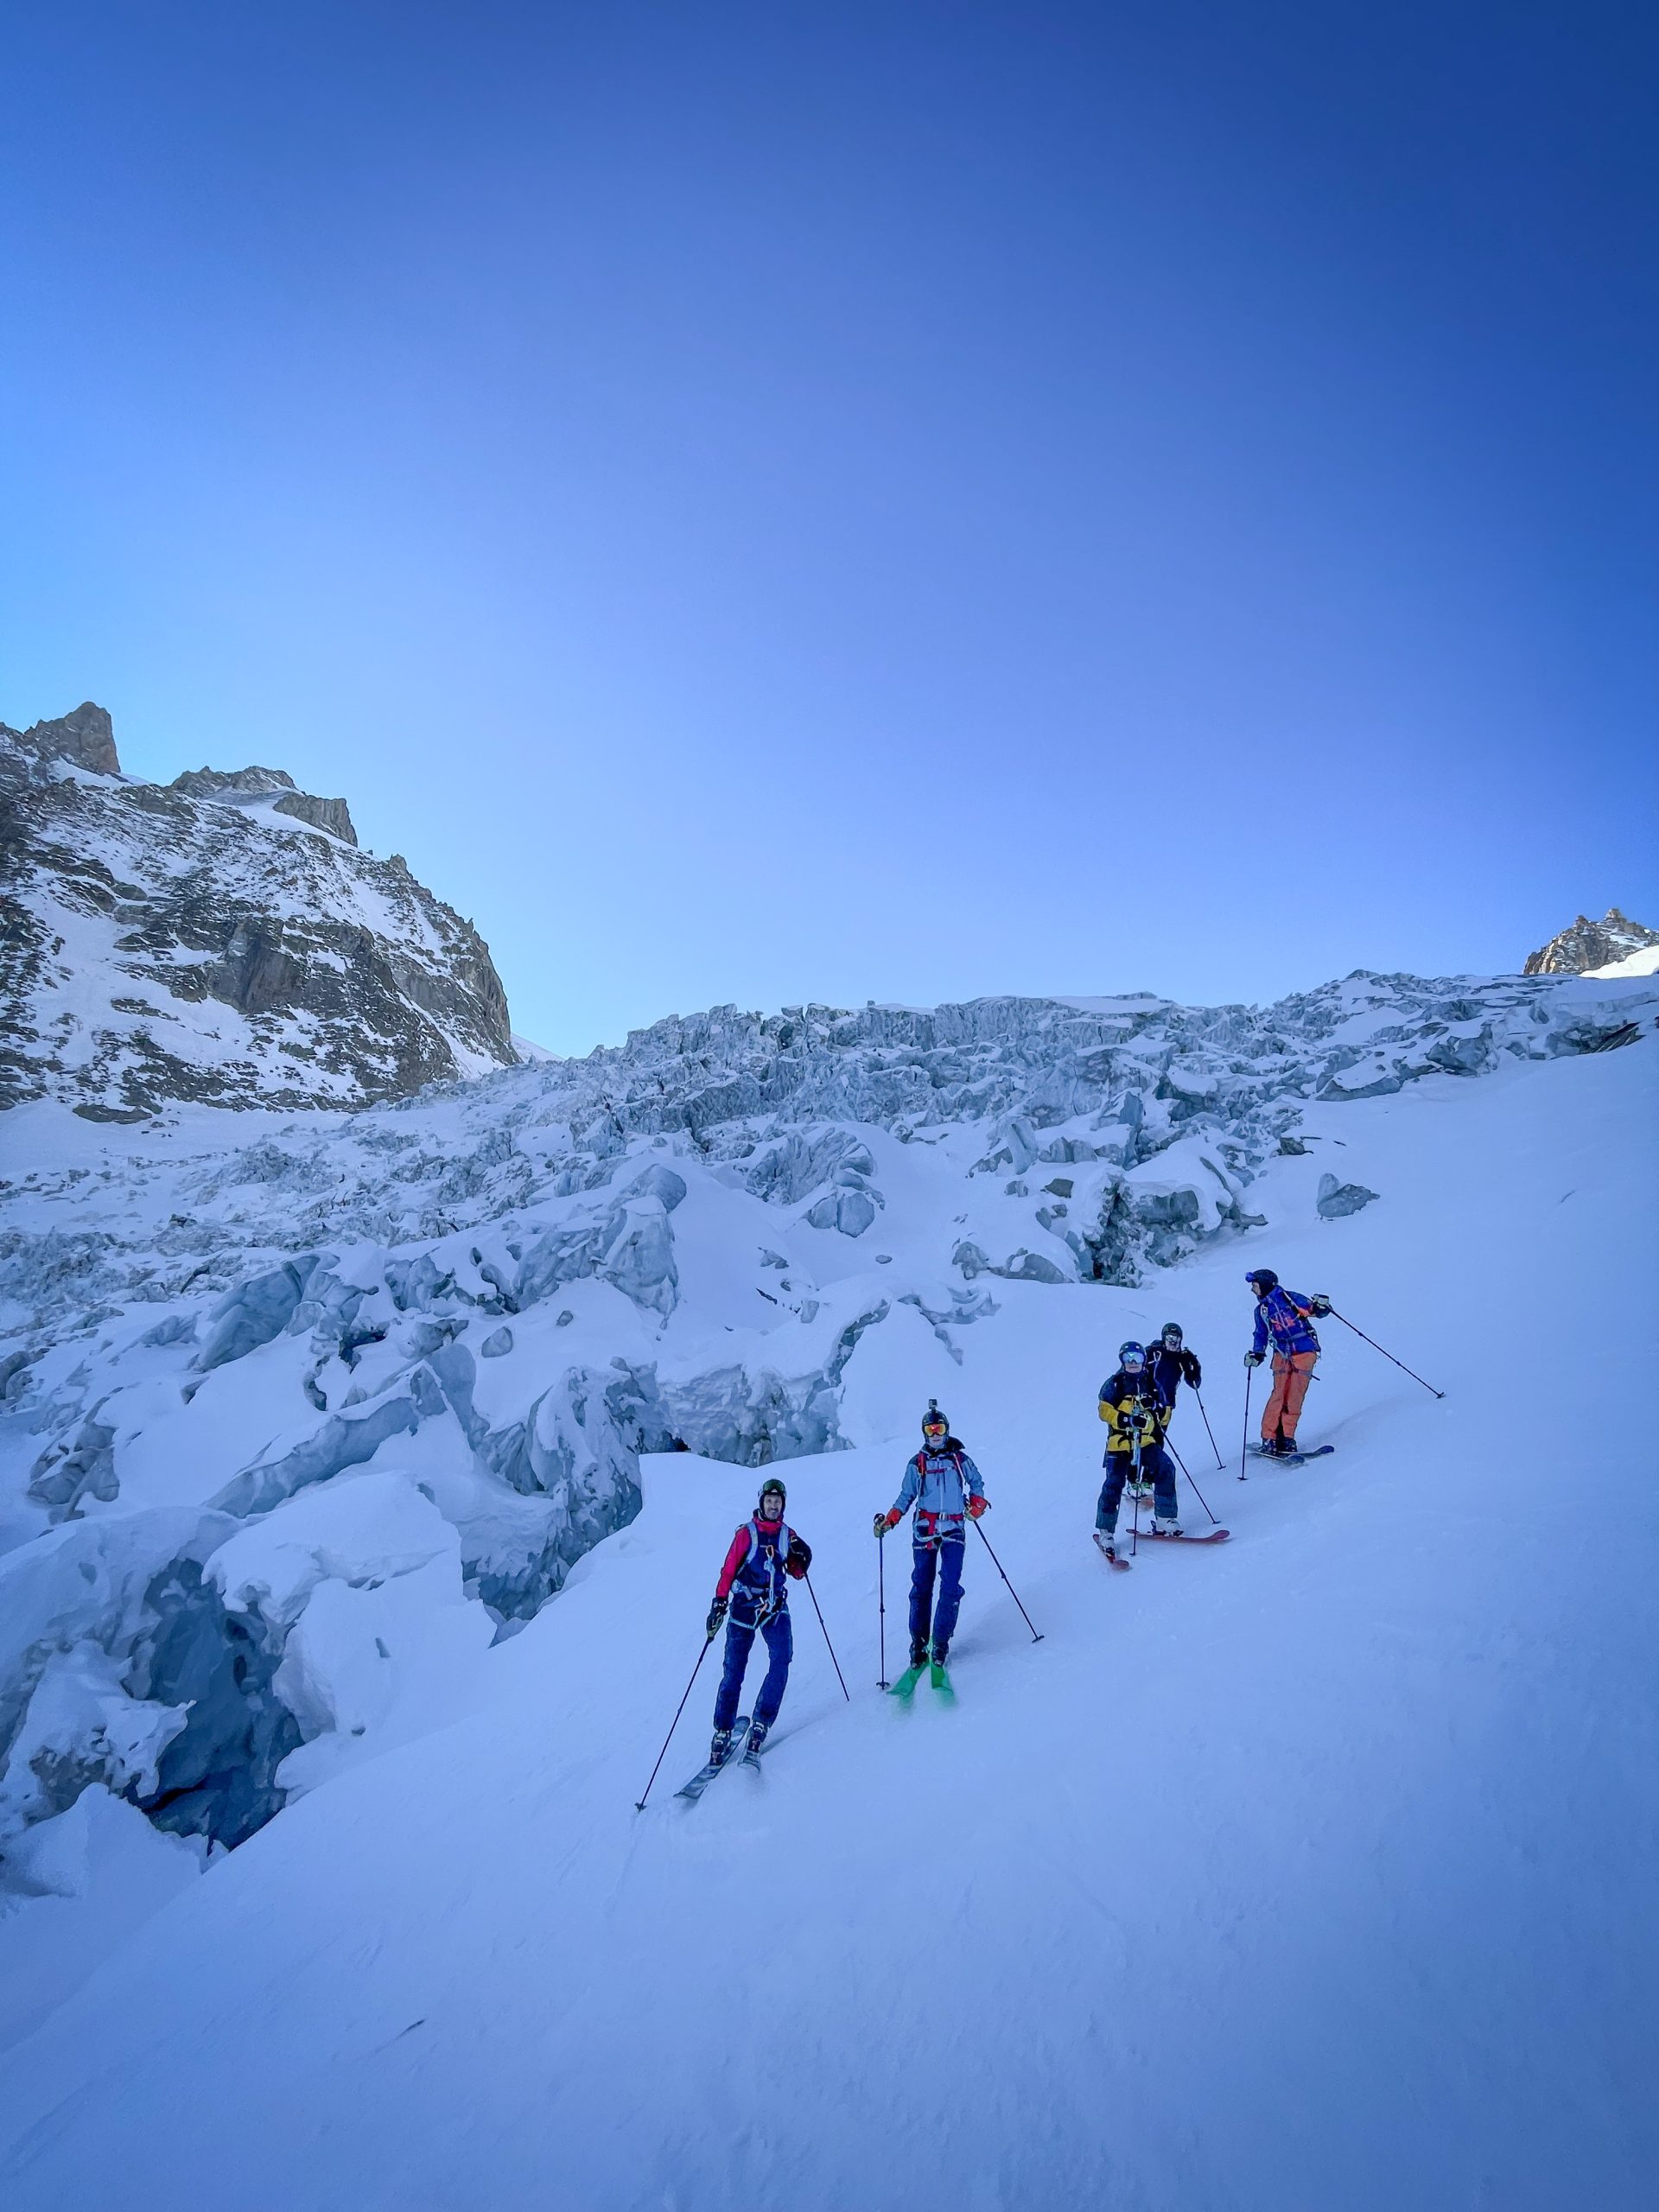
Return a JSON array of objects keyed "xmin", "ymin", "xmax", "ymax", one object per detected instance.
[{"xmin": 703, "ymin": 1478, "xmax": 811, "ymax": 1768}]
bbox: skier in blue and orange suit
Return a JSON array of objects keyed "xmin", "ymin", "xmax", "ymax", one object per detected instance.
[
  {"xmin": 704, "ymin": 1478, "xmax": 811, "ymax": 1767},
  {"xmin": 874, "ymin": 1402, "xmax": 988, "ymax": 1669},
  {"xmin": 1243, "ymin": 1268, "xmax": 1333, "ymax": 1455}
]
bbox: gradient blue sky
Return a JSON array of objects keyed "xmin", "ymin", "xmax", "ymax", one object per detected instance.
[{"xmin": 3, "ymin": 2, "xmax": 1655, "ymax": 1052}]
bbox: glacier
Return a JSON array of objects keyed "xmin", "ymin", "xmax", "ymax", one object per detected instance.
[{"xmin": 0, "ymin": 963, "xmax": 1655, "ymax": 2206}]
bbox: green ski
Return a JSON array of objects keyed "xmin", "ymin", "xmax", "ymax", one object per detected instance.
[
  {"xmin": 930, "ymin": 1659, "xmax": 955, "ymax": 1700},
  {"xmin": 889, "ymin": 1663, "xmax": 925, "ymax": 1699}
]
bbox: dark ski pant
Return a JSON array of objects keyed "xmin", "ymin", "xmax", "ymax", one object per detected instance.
[
  {"xmin": 1096, "ymin": 1445, "xmax": 1176, "ymax": 1533},
  {"xmin": 714, "ymin": 1606, "xmax": 792, "ymax": 1732},
  {"xmin": 908, "ymin": 1535, "xmax": 966, "ymax": 1655}
]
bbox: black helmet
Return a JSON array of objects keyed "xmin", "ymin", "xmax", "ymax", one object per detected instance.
[
  {"xmin": 1245, "ymin": 1268, "xmax": 1279, "ymax": 1292},
  {"xmin": 922, "ymin": 1399, "xmax": 950, "ymax": 1438},
  {"xmin": 757, "ymin": 1477, "xmax": 786, "ymax": 1511},
  {"xmin": 1160, "ymin": 1322, "xmax": 1183, "ymax": 1344}
]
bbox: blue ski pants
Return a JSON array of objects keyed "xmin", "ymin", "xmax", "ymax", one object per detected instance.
[
  {"xmin": 908, "ymin": 1535, "xmax": 966, "ymax": 1653},
  {"xmin": 714, "ymin": 1606, "xmax": 792, "ymax": 1732},
  {"xmin": 1096, "ymin": 1445, "xmax": 1177, "ymax": 1532}
]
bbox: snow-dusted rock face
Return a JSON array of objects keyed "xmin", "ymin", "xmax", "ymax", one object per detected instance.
[
  {"xmin": 0, "ymin": 711, "xmax": 515, "ymax": 1121},
  {"xmin": 0, "ymin": 963, "xmax": 1652, "ymax": 1879},
  {"xmin": 1523, "ymin": 906, "xmax": 1658, "ymax": 976}
]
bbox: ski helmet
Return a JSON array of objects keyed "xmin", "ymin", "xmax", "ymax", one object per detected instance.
[
  {"xmin": 757, "ymin": 1477, "xmax": 786, "ymax": 1513},
  {"xmin": 1160, "ymin": 1322, "xmax": 1183, "ymax": 1344},
  {"xmin": 1245, "ymin": 1268, "xmax": 1279, "ymax": 1293},
  {"xmin": 921, "ymin": 1399, "xmax": 950, "ymax": 1440},
  {"xmin": 1118, "ymin": 1340, "xmax": 1146, "ymax": 1369}
]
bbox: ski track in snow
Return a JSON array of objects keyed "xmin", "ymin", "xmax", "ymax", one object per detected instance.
[{"xmin": 0, "ymin": 1025, "xmax": 1655, "ymax": 2209}]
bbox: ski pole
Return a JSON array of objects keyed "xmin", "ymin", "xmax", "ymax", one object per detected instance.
[
  {"xmin": 970, "ymin": 1517, "xmax": 1044, "ymax": 1643},
  {"xmin": 876, "ymin": 1531, "xmax": 889, "ymax": 1691},
  {"xmin": 1129, "ymin": 1441, "xmax": 1141, "ymax": 1556},
  {"xmin": 1239, "ymin": 1365, "xmax": 1253, "ymax": 1482},
  {"xmin": 1325, "ymin": 1306, "xmax": 1446, "ymax": 1398},
  {"xmin": 1166, "ymin": 1437, "xmax": 1221, "ymax": 1526},
  {"xmin": 803, "ymin": 1569, "xmax": 850, "ymax": 1701},
  {"xmin": 1194, "ymin": 1389, "xmax": 1225, "ymax": 1471},
  {"xmin": 633, "ymin": 1630, "xmax": 715, "ymax": 1810}
]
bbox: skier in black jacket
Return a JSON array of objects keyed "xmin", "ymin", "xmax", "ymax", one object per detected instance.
[{"xmin": 1147, "ymin": 1322, "xmax": 1201, "ymax": 1412}]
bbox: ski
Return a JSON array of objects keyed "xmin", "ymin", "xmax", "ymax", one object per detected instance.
[
  {"xmin": 1250, "ymin": 1442, "xmax": 1334, "ymax": 1463},
  {"xmin": 930, "ymin": 1659, "xmax": 955, "ymax": 1700},
  {"xmin": 674, "ymin": 1713, "xmax": 751, "ymax": 1802},
  {"xmin": 1093, "ymin": 1530, "xmax": 1131, "ymax": 1571},
  {"xmin": 889, "ymin": 1665, "xmax": 925, "ymax": 1700},
  {"xmin": 1138, "ymin": 1528, "xmax": 1231, "ymax": 1545}
]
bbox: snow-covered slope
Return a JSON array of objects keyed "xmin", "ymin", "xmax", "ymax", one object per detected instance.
[
  {"xmin": 0, "ymin": 709, "xmax": 515, "ymax": 1119},
  {"xmin": 0, "ymin": 1002, "xmax": 1655, "ymax": 2210}
]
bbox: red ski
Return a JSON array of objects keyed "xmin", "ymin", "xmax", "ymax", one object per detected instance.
[
  {"xmin": 1092, "ymin": 1531, "xmax": 1131, "ymax": 1571},
  {"xmin": 1138, "ymin": 1528, "xmax": 1230, "ymax": 1545}
]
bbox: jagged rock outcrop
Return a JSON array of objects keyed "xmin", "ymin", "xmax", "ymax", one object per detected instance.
[
  {"xmin": 1524, "ymin": 907, "xmax": 1659, "ymax": 976},
  {"xmin": 9, "ymin": 702, "xmax": 119, "ymax": 777},
  {"xmin": 168, "ymin": 766, "xmax": 358, "ymax": 847},
  {"xmin": 0, "ymin": 706, "xmax": 514, "ymax": 1119}
]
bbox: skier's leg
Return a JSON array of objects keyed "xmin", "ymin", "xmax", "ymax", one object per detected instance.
[
  {"xmin": 1274, "ymin": 1344, "xmax": 1300, "ymax": 1451},
  {"xmin": 712, "ymin": 1615, "xmax": 755, "ymax": 1732},
  {"xmin": 1280, "ymin": 1352, "xmax": 1316, "ymax": 1443},
  {"xmin": 753, "ymin": 1610, "xmax": 793, "ymax": 1726},
  {"xmin": 931, "ymin": 1536, "xmax": 967, "ymax": 1654},
  {"xmin": 1149, "ymin": 1445, "xmax": 1178, "ymax": 1522},
  {"xmin": 1096, "ymin": 1457, "xmax": 1127, "ymax": 1532},
  {"xmin": 908, "ymin": 1543, "xmax": 938, "ymax": 1660}
]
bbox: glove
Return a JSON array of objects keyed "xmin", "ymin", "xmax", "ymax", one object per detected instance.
[
  {"xmin": 1244, "ymin": 1350, "xmax": 1265, "ymax": 1368},
  {"xmin": 705, "ymin": 1596, "xmax": 728, "ymax": 1637},
  {"xmin": 785, "ymin": 1535, "xmax": 812, "ymax": 1577},
  {"xmin": 1309, "ymin": 1294, "xmax": 1332, "ymax": 1317},
  {"xmin": 874, "ymin": 1510, "xmax": 899, "ymax": 1537},
  {"xmin": 1182, "ymin": 1351, "xmax": 1203, "ymax": 1388},
  {"xmin": 967, "ymin": 1494, "xmax": 988, "ymax": 1519}
]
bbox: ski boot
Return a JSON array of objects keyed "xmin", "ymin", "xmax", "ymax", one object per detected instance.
[
  {"xmin": 909, "ymin": 1635, "xmax": 929, "ymax": 1669},
  {"xmin": 1096, "ymin": 1528, "xmax": 1118, "ymax": 1560},
  {"xmin": 1152, "ymin": 1516, "xmax": 1183, "ymax": 1537},
  {"xmin": 744, "ymin": 1719, "xmax": 770, "ymax": 1758},
  {"xmin": 709, "ymin": 1726, "xmax": 737, "ymax": 1767}
]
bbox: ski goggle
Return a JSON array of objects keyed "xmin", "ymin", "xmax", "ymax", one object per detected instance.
[
  {"xmin": 1120, "ymin": 1351, "xmax": 1145, "ymax": 1370},
  {"xmin": 1161, "ymin": 1330, "xmax": 1182, "ymax": 1345},
  {"xmin": 923, "ymin": 1421, "xmax": 948, "ymax": 1441}
]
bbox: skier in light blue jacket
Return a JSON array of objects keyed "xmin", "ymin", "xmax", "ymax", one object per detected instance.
[{"xmin": 874, "ymin": 1401, "xmax": 989, "ymax": 1668}]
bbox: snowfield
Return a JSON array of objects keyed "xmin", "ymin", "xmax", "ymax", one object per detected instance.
[{"xmin": 0, "ymin": 974, "xmax": 1656, "ymax": 2209}]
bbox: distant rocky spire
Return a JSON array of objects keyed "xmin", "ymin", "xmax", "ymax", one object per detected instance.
[
  {"xmin": 11, "ymin": 701, "xmax": 120, "ymax": 775},
  {"xmin": 1522, "ymin": 907, "xmax": 1659, "ymax": 975}
]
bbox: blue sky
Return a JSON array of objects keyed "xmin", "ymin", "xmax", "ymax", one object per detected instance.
[{"xmin": 3, "ymin": 2, "xmax": 1654, "ymax": 1052}]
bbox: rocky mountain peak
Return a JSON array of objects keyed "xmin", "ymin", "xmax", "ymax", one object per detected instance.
[
  {"xmin": 5, "ymin": 701, "xmax": 120, "ymax": 777},
  {"xmin": 1523, "ymin": 907, "xmax": 1659, "ymax": 976},
  {"xmin": 1, "ymin": 706, "xmax": 514, "ymax": 1120},
  {"xmin": 168, "ymin": 764, "xmax": 358, "ymax": 846}
]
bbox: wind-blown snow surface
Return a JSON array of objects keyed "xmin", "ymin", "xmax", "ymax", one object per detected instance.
[{"xmin": 0, "ymin": 989, "xmax": 1656, "ymax": 2208}]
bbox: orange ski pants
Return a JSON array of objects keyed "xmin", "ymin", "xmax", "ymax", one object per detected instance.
[{"xmin": 1262, "ymin": 1350, "xmax": 1318, "ymax": 1443}]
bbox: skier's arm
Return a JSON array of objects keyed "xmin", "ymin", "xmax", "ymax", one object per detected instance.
[
  {"xmin": 1250, "ymin": 1303, "xmax": 1270, "ymax": 1356},
  {"xmin": 713, "ymin": 1527, "xmax": 749, "ymax": 1603},
  {"xmin": 887, "ymin": 1458, "xmax": 922, "ymax": 1519},
  {"xmin": 957, "ymin": 1452, "xmax": 989, "ymax": 1516},
  {"xmin": 1181, "ymin": 1349, "xmax": 1203, "ymax": 1388}
]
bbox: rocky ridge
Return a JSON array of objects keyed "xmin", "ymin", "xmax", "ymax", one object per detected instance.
[
  {"xmin": 0, "ymin": 707, "xmax": 516, "ymax": 1119},
  {"xmin": 1523, "ymin": 906, "xmax": 1659, "ymax": 976}
]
